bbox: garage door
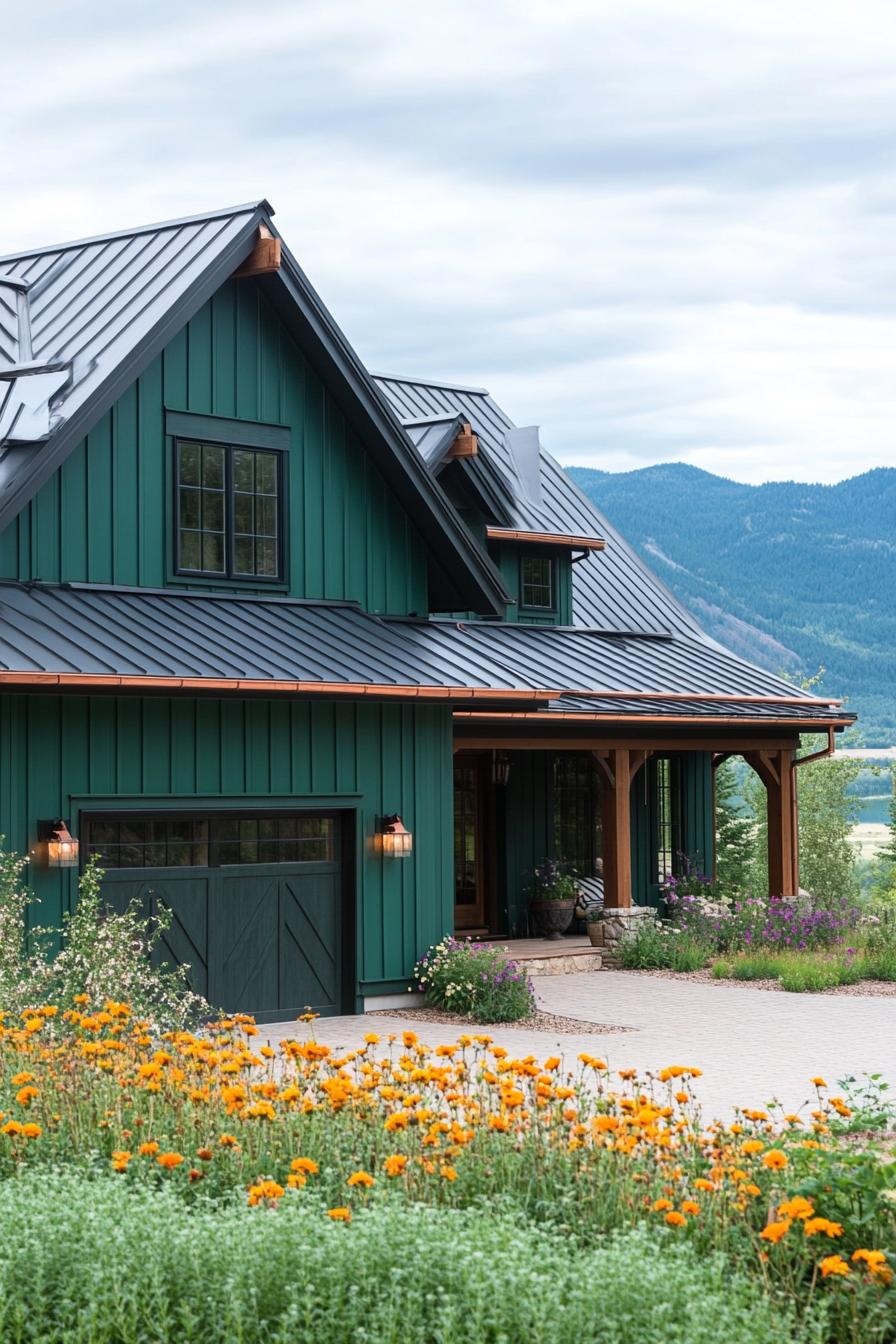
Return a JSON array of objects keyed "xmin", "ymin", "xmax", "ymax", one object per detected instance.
[{"xmin": 86, "ymin": 812, "xmax": 347, "ymax": 1022}]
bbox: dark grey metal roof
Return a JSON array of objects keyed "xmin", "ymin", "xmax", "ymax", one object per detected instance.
[
  {"xmin": 373, "ymin": 373, "xmax": 705, "ymax": 638},
  {"xmin": 0, "ymin": 583, "xmax": 847, "ymax": 724},
  {"xmin": 0, "ymin": 203, "xmax": 267, "ymax": 522},
  {"xmin": 0, "ymin": 207, "xmax": 509, "ymax": 618},
  {"xmin": 547, "ymin": 694, "xmax": 854, "ymax": 725}
]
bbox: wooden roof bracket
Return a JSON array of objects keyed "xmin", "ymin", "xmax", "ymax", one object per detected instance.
[
  {"xmin": 446, "ymin": 422, "xmax": 478, "ymax": 458},
  {"xmin": 592, "ymin": 750, "xmax": 615, "ymax": 790},
  {"xmin": 233, "ymin": 224, "xmax": 282, "ymax": 278}
]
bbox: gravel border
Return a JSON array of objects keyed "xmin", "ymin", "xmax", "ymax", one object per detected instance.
[
  {"xmin": 368, "ymin": 1006, "xmax": 634, "ymax": 1034},
  {"xmin": 615, "ymin": 968, "xmax": 896, "ymax": 998}
]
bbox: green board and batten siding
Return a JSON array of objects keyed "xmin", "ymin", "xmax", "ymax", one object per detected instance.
[
  {"xmin": 0, "ymin": 694, "xmax": 453, "ymax": 1007},
  {"xmin": 0, "ymin": 279, "xmax": 429, "ymax": 617}
]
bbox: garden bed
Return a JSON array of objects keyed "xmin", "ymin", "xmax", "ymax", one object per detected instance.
[
  {"xmin": 617, "ymin": 967, "xmax": 896, "ymax": 997},
  {"xmin": 369, "ymin": 1005, "xmax": 634, "ymax": 1033}
]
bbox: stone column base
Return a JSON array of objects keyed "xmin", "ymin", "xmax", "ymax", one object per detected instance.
[{"xmin": 592, "ymin": 906, "xmax": 653, "ymax": 963}]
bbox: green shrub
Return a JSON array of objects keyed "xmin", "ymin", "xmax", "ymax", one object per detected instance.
[
  {"xmin": 414, "ymin": 937, "xmax": 535, "ymax": 1022},
  {"xmin": 0, "ymin": 1170, "xmax": 811, "ymax": 1344},
  {"xmin": 777, "ymin": 956, "xmax": 843, "ymax": 993},
  {"xmin": 0, "ymin": 847, "xmax": 209, "ymax": 1030},
  {"xmin": 618, "ymin": 922, "xmax": 711, "ymax": 971},
  {"xmin": 729, "ymin": 950, "xmax": 783, "ymax": 980}
]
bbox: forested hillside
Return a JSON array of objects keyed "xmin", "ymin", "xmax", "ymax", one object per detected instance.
[{"xmin": 567, "ymin": 465, "xmax": 896, "ymax": 744}]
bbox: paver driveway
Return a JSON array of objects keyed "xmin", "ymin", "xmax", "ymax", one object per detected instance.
[{"xmin": 265, "ymin": 971, "xmax": 896, "ymax": 1120}]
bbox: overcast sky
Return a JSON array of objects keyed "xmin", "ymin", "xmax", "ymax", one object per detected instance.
[{"xmin": 4, "ymin": 1, "xmax": 896, "ymax": 483}]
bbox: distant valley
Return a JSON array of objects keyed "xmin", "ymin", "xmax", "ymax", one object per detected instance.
[{"xmin": 566, "ymin": 464, "xmax": 896, "ymax": 745}]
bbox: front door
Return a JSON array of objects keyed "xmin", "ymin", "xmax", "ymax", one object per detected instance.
[{"xmin": 453, "ymin": 754, "xmax": 488, "ymax": 931}]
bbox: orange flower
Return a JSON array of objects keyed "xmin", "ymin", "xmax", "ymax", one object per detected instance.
[
  {"xmin": 156, "ymin": 1152, "xmax": 184, "ymax": 1170},
  {"xmin": 291, "ymin": 1157, "xmax": 319, "ymax": 1175},
  {"xmin": 694, "ymin": 1178, "xmax": 715, "ymax": 1192},
  {"xmin": 665, "ymin": 1211, "xmax": 686, "ymax": 1227},
  {"xmin": 488, "ymin": 1114, "xmax": 510, "ymax": 1133},
  {"xmin": 247, "ymin": 1179, "xmax": 284, "ymax": 1207},
  {"xmin": 384, "ymin": 1112, "xmax": 409, "ymax": 1132},
  {"xmin": 347, "ymin": 1170, "xmax": 375, "ymax": 1188},
  {"xmin": 328, "ymin": 1207, "xmax": 352, "ymax": 1222},
  {"xmin": 681, "ymin": 1200, "xmax": 700, "ymax": 1216},
  {"xmin": 761, "ymin": 1149, "xmax": 788, "ymax": 1171},
  {"xmin": 439, "ymin": 1165, "xmax": 458, "ymax": 1181},
  {"xmin": 779, "ymin": 1196, "xmax": 814, "ymax": 1221},
  {"xmin": 741, "ymin": 1139, "xmax": 764, "ymax": 1155},
  {"xmin": 803, "ymin": 1217, "xmax": 843, "ymax": 1239},
  {"xmin": 188, "ymin": 1169, "xmax": 203, "ymax": 1183},
  {"xmin": 811, "ymin": 1077, "xmax": 827, "ymax": 1088},
  {"xmin": 852, "ymin": 1249, "xmax": 893, "ymax": 1282},
  {"xmin": 820, "ymin": 1255, "xmax": 850, "ymax": 1278},
  {"xmin": 759, "ymin": 1219, "xmax": 791, "ymax": 1244},
  {"xmin": 20, "ymin": 1123, "xmax": 41, "ymax": 1139},
  {"xmin": 218, "ymin": 1134, "xmax": 239, "ymax": 1148},
  {"xmin": 384, "ymin": 1154, "xmax": 409, "ymax": 1177},
  {"xmin": 110, "ymin": 1150, "xmax": 132, "ymax": 1172},
  {"xmin": 652, "ymin": 1198, "xmax": 673, "ymax": 1212},
  {"xmin": 196, "ymin": 1148, "xmax": 213, "ymax": 1162}
]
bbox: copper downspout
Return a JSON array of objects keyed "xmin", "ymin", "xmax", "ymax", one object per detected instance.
[{"xmin": 789, "ymin": 726, "xmax": 836, "ymax": 893}]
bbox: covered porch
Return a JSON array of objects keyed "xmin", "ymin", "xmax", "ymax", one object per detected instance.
[{"xmin": 451, "ymin": 718, "xmax": 820, "ymax": 938}]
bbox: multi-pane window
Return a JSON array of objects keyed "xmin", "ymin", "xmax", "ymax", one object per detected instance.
[
  {"xmin": 85, "ymin": 814, "xmax": 335, "ymax": 868},
  {"xmin": 520, "ymin": 553, "xmax": 554, "ymax": 609},
  {"xmin": 553, "ymin": 754, "xmax": 601, "ymax": 876},
  {"xmin": 176, "ymin": 440, "xmax": 282, "ymax": 580},
  {"xmin": 656, "ymin": 757, "xmax": 673, "ymax": 882}
]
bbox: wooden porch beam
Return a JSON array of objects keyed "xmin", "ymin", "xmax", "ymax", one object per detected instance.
[
  {"xmin": 592, "ymin": 750, "xmax": 615, "ymax": 790},
  {"xmin": 600, "ymin": 747, "xmax": 632, "ymax": 909},
  {"xmin": 743, "ymin": 748, "xmax": 797, "ymax": 898},
  {"xmin": 456, "ymin": 735, "xmax": 802, "ymax": 754}
]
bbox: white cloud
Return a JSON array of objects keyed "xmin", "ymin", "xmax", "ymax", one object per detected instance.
[{"xmin": 3, "ymin": 0, "xmax": 896, "ymax": 483}]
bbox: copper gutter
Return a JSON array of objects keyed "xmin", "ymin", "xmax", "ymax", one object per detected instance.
[
  {"xmin": 485, "ymin": 527, "xmax": 606, "ymax": 551},
  {"xmin": 0, "ymin": 672, "xmax": 558, "ymax": 702}
]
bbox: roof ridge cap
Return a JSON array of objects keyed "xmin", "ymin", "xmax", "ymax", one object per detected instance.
[
  {"xmin": 0, "ymin": 200, "xmax": 272, "ymax": 266},
  {"xmin": 371, "ymin": 371, "xmax": 490, "ymax": 395}
]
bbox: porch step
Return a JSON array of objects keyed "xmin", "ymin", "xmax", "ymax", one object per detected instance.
[{"xmin": 493, "ymin": 936, "xmax": 603, "ymax": 976}]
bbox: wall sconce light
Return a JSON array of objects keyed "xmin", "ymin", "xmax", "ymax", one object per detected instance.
[
  {"xmin": 37, "ymin": 820, "xmax": 80, "ymax": 868},
  {"xmin": 492, "ymin": 751, "xmax": 511, "ymax": 787},
  {"xmin": 380, "ymin": 814, "xmax": 413, "ymax": 858}
]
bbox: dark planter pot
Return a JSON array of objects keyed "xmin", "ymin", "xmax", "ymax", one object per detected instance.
[{"xmin": 529, "ymin": 898, "xmax": 576, "ymax": 940}]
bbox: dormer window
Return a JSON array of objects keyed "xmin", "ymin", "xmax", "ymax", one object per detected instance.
[
  {"xmin": 520, "ymin": 553, "xmax": 554, "ymax": 610},
  {"xmin": 175, "ymin": 439, "xmax": 283, "ymax": 581}
]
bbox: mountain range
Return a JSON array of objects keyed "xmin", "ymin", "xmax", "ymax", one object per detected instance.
[{"xmin": 566, "ymin": 464, "xmax": 896, "ymax": 745}]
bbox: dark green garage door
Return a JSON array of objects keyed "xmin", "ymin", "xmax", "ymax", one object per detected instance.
[{"xmin": 86, "ymin": 812, "xmax": 347, "ymax": 1022}]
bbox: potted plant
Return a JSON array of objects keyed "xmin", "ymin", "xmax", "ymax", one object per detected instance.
[
  {"xmin": 528, "ymin": 859, "xmax": 578, "ymax": 940},
  {"xmin": 585, "ymin": 908, "xmax": 603, "ymax": 947}
]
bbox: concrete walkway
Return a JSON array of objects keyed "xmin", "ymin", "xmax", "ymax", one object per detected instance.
[{"xmin": 265, "ymin": 972, "xmax": 896, "ymax": 1120}]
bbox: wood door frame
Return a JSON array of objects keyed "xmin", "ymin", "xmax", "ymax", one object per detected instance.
[{"xmin": 453, "ymin": 751, "xmax": 496, "ymax": 934}]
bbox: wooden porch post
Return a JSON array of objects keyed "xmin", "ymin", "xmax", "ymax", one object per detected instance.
[
  {"xmin": 598, "ymin": 747, "xmax": 632, "ymax": 908},
  {"xmin": 744, "ymin": 748, "xmax": 797, "ymax": 898}
]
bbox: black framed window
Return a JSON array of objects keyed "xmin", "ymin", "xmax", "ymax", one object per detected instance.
[
  {"xmin": 176, "ymin": 439, "xmax": 283, "ymax": 580},
  {"xmin": 520, "ymin": 553, "xmax": 554, "ymax": 609},
  {"xmin": 85, "ymin": 813, "xmax": 336, "ymax": 868},
  {"xmin": 553, "ymin": 754, "xmax": 601, "ymax": 876}
]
